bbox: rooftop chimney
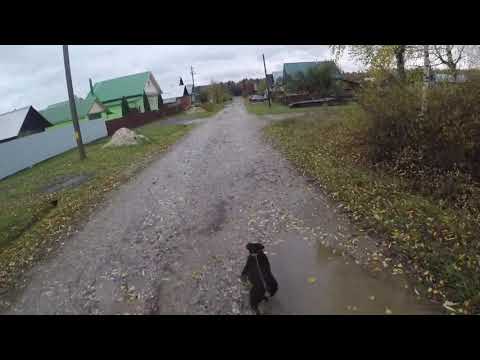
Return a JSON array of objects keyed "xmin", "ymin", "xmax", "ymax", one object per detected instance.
[{"xmin": 89, "ymin": 78, "xmax": 94, "ymax": 94}]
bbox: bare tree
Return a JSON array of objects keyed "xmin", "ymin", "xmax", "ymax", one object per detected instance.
[
  {"xmin": 330, "ymin": 45, "xmax": 412, "ymax": 82},
  {"xmin": 432, "ymin": 45, "xmax": 465, "ymax": 79},
  {"xmin": 463, "ymin": 45, "xmax": 480, "ymax": 68}
]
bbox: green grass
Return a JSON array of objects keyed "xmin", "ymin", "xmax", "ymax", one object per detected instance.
[
  {"xmin": 264, "ymin": 105, "xmax": 480, "ymax": 314},
  {"xmin": 244, "ymin": 99, "xmax": 309, "ymax": 116},
  {"xmin": 0, "ymin": 122, "xmax": 193, "ymax": 293}
]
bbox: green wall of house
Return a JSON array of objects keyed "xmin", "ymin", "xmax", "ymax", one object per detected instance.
[{"xmin": 104, "ymin": 98, "xmax": 141, "ymax": 121}]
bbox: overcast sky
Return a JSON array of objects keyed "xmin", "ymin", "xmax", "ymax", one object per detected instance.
[{"xmin": 0, "ymin": 45, "xmax": 361, "ymax": 114}]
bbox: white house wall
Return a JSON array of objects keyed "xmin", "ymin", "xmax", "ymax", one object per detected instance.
[
  {"xmin": 148, "ymin": 95, "xmax": 158, "ymax": 110},
  {"xmin": 88, "ymin": 101, "xmax": 105, "ymax": 114},
  {"xmin": 144, "ymin": 74, "xmax": 160, "ymax": 96}
]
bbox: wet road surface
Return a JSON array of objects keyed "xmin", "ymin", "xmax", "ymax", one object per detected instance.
[{"xmin": 3, "ymin": 98, "xmax": 438, "ymax": 314}]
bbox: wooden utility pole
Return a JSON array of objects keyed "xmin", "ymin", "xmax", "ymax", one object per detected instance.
[
  {"xmin": 190, "ymin": 66, "xmax": 195, "ymax": 88},
  {"xmin": 262, "ymin": 54, "xmax": 271, "ymax": 107},
  {"xmin": 62, "ymin": 45, "xmax": 86, "ymax": 160}
]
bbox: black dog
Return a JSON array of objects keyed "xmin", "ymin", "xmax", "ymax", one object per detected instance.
[{"xmin": 241, "ymin": 243, "xmax": 278, "ymax": 315}]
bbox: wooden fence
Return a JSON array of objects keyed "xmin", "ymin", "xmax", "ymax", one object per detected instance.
[{"xmin": 105, "ymin": 105, "xmax": 182, "ymax": 136}]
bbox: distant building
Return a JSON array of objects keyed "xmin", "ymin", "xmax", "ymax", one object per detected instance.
[
  {"xmin": 272, "ymin": 71, "xmax": 283, "ymax": 85},
  {"xmin": 283, "ymin": 61, "xmax": 342, "ymax": 89},
  {"xmin": 433, "ymin": 73, "xmax": 467, "ymax": 83},
  {"xmin": 0, "ymin": 106, "xmax": 52, "ymax": 143},
  {"xmin": 162, "ymin": 84, "xmax": 192, "ymax": 110}
]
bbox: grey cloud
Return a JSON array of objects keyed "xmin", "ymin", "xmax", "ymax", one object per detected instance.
[{"xmin": 0, "ymin": 45, "xmax": 361, "ymax": 113}]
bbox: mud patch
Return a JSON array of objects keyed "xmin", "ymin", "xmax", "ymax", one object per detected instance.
[
  {"xmin": 192, "ymin": 200, "xmax": 228, "ymax": 236},
  {"xmin": 41, "ymin": 174, "xmax": 94, "ymax": 194}
]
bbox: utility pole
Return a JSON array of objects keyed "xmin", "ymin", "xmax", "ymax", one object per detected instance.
[
  {"xmin": 262, "ymin": 54, "xmax": 271, "ymax": 108},
  {"xmin": 62, "ymin": 45, "xmax": 86, "ymax": 160},
  {"xmin": 190, "ymin": 66, "xmax": 196, "ymax": 102},
  {"xmin": 190, "ymin": 66, "xmax": 195, "ymax": 89}
]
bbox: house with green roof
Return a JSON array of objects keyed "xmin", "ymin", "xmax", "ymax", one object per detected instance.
[
  {"xmin": 40, "ymin": 95, "xmax": 107, "ymax": 127},
  {"xmin": 283, "ymin": 61, "xmax": 342, "ymax": 90},
  {"xmin": 85, "ymin": 71, "xmax": 162, "ymax": 120}
]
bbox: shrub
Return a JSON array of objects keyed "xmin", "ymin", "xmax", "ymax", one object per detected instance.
[
  {"xmin": 121, "ymin": 97, "xmax": 129, "ymax": 116},
  {"xmin": 287, "ymin": 62, "xmax": 343, "ymax": 96},
  {"xmin": 358, "ymin": 82, "xmax": 421, "ymax": 163},
  {"xmin": 198, "ymin": 91, "xmax": 209, "ymax": 103},
  {"xmin": 208, "ymin": 82, "xmax": 229, "ymax": 104},
  {"xmin": 200, "ymin": 102, "xmax": 215, "ymax": 112},
  {"xmin": 359, "ymin": 80, "xmax": 480, "ymax": 180}
]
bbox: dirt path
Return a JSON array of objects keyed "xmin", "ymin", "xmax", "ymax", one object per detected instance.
[{"xmin": 3, "ymin": 98, "xmax": 438, "ymax": 314}]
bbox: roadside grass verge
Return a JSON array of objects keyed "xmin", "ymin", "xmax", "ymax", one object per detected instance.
[
  {"xmin": 0, "ymin": 122, "xmax": 193, "ymax": 295},
  {"xmin": 244, "ymin": 99, "xmax": 307, "ymax": 116},
  {"xmin": 264, "ymin": 105, "xmax": 480, "ymax": 314},
  {"xmin": 244, "ymin": 98, "xmax": 354, "ymax": 116}
]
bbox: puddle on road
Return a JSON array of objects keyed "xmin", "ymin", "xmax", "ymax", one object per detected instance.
[{"xmin": 266, "ymin": 231, "xmax": 439, "ymax": 315}]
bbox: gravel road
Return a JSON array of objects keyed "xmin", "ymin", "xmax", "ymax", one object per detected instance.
[{"xmin": 3, "ymin": 98, "xmax": 438, "ymax": 315}]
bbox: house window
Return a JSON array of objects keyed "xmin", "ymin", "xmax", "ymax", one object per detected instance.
[{"xmin": 88, "ymin": 112, "xmax": 102, "ymax": 120}]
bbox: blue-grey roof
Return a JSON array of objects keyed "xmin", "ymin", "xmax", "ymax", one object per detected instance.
[{"xmin": 162, "ymin": 84, "xmax": 187, "ymax": 100}]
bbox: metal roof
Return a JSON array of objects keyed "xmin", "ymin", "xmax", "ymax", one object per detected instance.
[
  {"xmin": 163, "ymin": 98, "xmax": 178, "ymax": 104},
  {"xmin": 162, "ymin": 85, "xmax": 187, "ymax": 100},
  {"xmin": 0, "ymin": 106, "xmax": 32, "ymax": 141},
  {"xmin": 41, "ymin": 96, "xmax": 105, "ymax": 124},
  {"xmin": 47, "ymin": 95, "xmax": 83, "ymax": 109},
  {"xmin": 86, "ymin": 72, "xmax": 152, "ymax": 104}
]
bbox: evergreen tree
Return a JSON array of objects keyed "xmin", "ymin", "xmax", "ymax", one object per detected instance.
[
  {"xmin": 143, "ymin": 92, "xmax": 151, "ymax": 112},
  {"xmin": 121, "ymin": 97, "xmax": 129, "ymax": 116}
]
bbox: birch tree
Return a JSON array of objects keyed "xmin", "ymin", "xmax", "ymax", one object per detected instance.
[
  {"xmin": 330, "ymin": 45, "xmax": 412, "ymax": 82},
  {"xmin": 420, "ymin": 45, "xmax": 432, "ymax": 119},
  {"xmin": 432, "ymin": 45, "xmax": 465, "ymax": 79}
]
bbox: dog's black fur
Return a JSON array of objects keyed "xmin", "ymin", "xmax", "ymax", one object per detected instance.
[{"xmin": 241, "ymin": 243, "xmax": 278, "ymax": 315}]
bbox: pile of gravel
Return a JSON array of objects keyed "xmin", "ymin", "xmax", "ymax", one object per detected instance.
[{"xmin": 103, "ymin": 128, "xmax": 150, "ymax": 148}]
